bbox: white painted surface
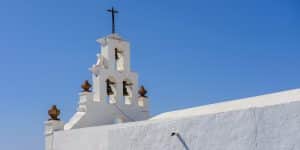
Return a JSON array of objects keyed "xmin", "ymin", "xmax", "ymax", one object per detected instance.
[
  {"xmin": 152, "ymin": 88, "xmax": 300, "ymax": 120},
  {"xmin": 52, "ymin": 89, "xmax": 300, "ymax": 150},
  {"xmin": 44, "ymin": 120, "xmax": 64, "ymax": 150}
]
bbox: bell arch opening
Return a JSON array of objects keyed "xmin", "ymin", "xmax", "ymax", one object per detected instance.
[
  {"xmin": 123, "ymin": 79, "xmax": 133, "ymax": 105},
  {"xmin": 114, "ymin": 48, "xmax": 125, "ymax": 71},
  {"xmin": 106, "ymin": 77, "xmax": 117, "ymax": 104}
]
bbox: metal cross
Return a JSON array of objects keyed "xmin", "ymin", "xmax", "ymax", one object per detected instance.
[{"xmin": 107, "ymin": 7, "xmax": 118, "ymax": 33}]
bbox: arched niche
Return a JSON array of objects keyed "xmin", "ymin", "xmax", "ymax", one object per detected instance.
[
  {"xmin": 114, "ymin": 48, "xmax": 125, "ymax": 71},
  {"xmin": 123, "ymin": 79, "xmax": 133, "ymax": 105},
  {"xmin": 106, "ymin": 77, "xmax": 117, "ymax": 104}
]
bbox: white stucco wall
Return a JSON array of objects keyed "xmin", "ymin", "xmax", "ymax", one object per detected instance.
[{"xmin": 51, "ymin": 89, "xmax": 300, "ymax": 150}]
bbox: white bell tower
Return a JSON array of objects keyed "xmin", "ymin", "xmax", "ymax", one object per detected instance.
[
  {"xmin": 63, "ymin": 33, "xmax": 150, "ymax": 130},
  {"xmin": 91, "ymin": 34, "xmax": 135, "ymax": 103},
  {"xmin": 56, "ymin": 7, "xmax": 150, "ymax": 130}
]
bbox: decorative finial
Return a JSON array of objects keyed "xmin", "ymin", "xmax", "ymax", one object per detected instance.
[
  {"xmin": 81, "ymin": 80, "xmax": 92, "ymax": 92},
  {"xmin": 138, "ymin": 86, "xmax": 148, "ymax": 98},
  {"xmin": 48, "ymin": 105, "xmax": 61, "ymax": 121}
]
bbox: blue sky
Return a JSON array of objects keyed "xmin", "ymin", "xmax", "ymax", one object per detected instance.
[{"xmin": 0, "ymin": 0, "xmax": 300, "ymax": 149}]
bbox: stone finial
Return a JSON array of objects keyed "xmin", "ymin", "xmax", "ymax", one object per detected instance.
[
  {"xmin": 81, "ymin": 80, "xmax": 92, "ymax": 92},
  {"xmin": 138, "ymin": 86, "xmax": 148, "ymax": 98},
  {"xmin": 48, "ymin": 105, "xmax": 60, "ymax": 121}
]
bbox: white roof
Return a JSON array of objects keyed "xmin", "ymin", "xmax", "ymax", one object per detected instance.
[{"xmin": 151, "ymin": 88, "xmax": 300, "ymax": 120}]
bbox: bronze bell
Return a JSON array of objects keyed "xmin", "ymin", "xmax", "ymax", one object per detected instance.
[
  {"xmin": 123, "ymin": 81, "xmax": 129, "ymax": 96},
  {"xmin": 81, "ymin": 80, "xmax": 92, "ymax": 92},
  {"xmin": 123, "ymin": 81, "xmax": 133, "ymax": 96},
  {"xmin": 138, "ymin": 86, "xmax": 148, "ymax": 98},
  {"xmin": 107, "ymin": 86, "xmax": 114, "ymax": 95},
  {"xmin": 48, "ymin": 105, "xmax": 60, "ymax": 121},
  {"xmin": 106, "ymin": 79, "xmax": 115, "ymax": 95}
]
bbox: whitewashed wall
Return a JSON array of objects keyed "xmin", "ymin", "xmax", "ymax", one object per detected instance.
[{"xmin": 52, "ymin": 89, "xmax": 300, "ymax": 150}]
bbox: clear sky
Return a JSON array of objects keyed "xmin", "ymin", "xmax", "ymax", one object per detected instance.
[{"xmin": 0, "ymin": 0, "xmax": 299, "ymax": 149}]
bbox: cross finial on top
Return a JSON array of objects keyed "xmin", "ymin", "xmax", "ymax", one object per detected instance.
[{"xmin": 107, "ymin": 7, "xmax": 119, "ymax": 34}]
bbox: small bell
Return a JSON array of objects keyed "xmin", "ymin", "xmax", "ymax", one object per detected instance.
[
  {"xmin": 106, "ymin": 79, "xmax": 115, "ymax": 95},
  {"xmin": 115, "ymin": 48, "xmax": 120, "ymax": 60},
  {"xmin": 123, "ymin": 81, "xmax": 129, "ymax": 96}
]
